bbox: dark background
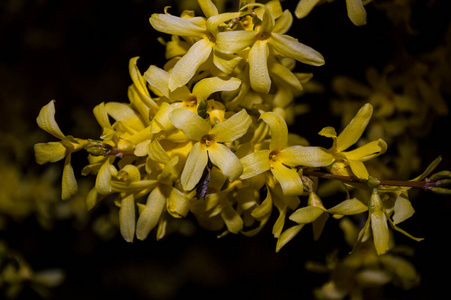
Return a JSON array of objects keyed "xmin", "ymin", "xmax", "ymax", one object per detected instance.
[{"xmin": 1, "ymin": 0, "xmax": 451, "ymax": 299}]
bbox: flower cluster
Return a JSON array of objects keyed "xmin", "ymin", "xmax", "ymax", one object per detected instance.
[{"xmin": 34, "ymin": 0, "xmax": 449, "ymax": 258}]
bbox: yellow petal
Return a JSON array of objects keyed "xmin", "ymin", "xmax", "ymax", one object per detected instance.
[
  {"xmin": 289, "ymin": 206, "xmax": 324, "ymax": 224},
  {"xmin": 271, "ymin": 162, "xmax": 304, "ymax": 196},
  {"xmin": 181, "ymin": 142, "xmax": 208, "ymax": 191},
  {"xmin": 148, "ymin": 139, "xmax": 171, "ymax": 164},
  {"xmin": 36, "ymin": 100, "xmax": 65, "ymax": 139},
  {"xmin": 344, "ymin": 139, "xmax": 387, "ymax": 161},
  {"xmin": 119, "ymin": 194, "xmax": 136, "ymax": 243},
  {"xmin": 210, "ymin": 109, "xmax": 251, "ymax": 142},
  {"xmin": 273, "ymin": 9, "xmax": 293, "ymax": 34},
  {"xmin": 213, "ymin": 51, "xmax": 242, "ymax": 74},
  {"xmin": 34, "ymin": 142, "xmax": 67, "ymax": 164},
  {"xmin": 279, "ymin": 146, "xmax": 334, "ymax": 167},
  {"xmin": 248, "ymin": 40, "xmax": 271, "ymax": 94},
  {"xmin": 93, "ymin": 102, "xmax": 112, "ymax": 129},
  {"xmin": 346, "ymin": 0, "xmax": 367, "ymax": 26},
  {"xmin": 371, "ymin": 211, "xmax": 390, "ymax": 255},
  {"xmin": 318, "ymin": 126, "xmax": 337, "ymax": 138},
  {"xmin": 170, "ymin": 108, "xmax": 211, "ymax": 141},
  {"xmin": 105, "ymin": 102, "xmax": 145, "ymax": 132},
  {"xmin": 136, "ymin": 186, "xmax": 166, "ymax": 240},
  {"xmin": 168, "ymin": 38, "xmax": 213, "ymax": 91},
  {"xmin": 260, "ymin": 111, "xmax": 288, "ymax": 151},
  {"xmin": 269, "ymin": 33, "xmax": 324, "ymax": 66},
  {"xmin": 198, "ymin": 0, "xmax": 218, "ymax": 18},
  {"xmin": 336, "ymin": 103, "xmax": 373, "ymax": 152},
  {"xmin": 129, "ymin": 56, "xmax": 151, "ymax": 98},
  {"xmin": 85, "ymin": 187, "xmax": 105, "ymax": 211},
  {"xmin": 143, "ymin": 65, "xmax": 171, "ymax": 98},
  {"xmin": 167, "ymin": 187, "xmax": 190, "ymax": 218},
  {"xmin": 275, "ymin": 224, "xmax": 304, "ymax": 252},
  {"xmin": 240, "ymin": 150, "xmax": 271, "ymax": 180},
  {"xmin": 151, "ymin": 102, "xmax": 175, "ymax": 134},
  {"xmin": 149, "ymin": 13, "xmax": 206, "ymax": 37},
  {"xmin": 392, "ymin": 192, "xmax": 415, "ymax": 225},
  {"xmin": 96, "ymin": 158, "xmax": 113, "ymax": 195},
  {"xmin": 215, "ymin": 30, "xmax": 257, "ymax": 54},
  {"xmin": 192, "ymin": 77, "xmax": 242, "ymax": 102},
  {"xmin": 348, "ymin": 159, "xmax": 369, "ymax": 179},
  {"xmin": 61, "ymin": 154, "xmax": 78, "ymax": 200},
  {"xmin": 294, "ymin": 0, "xmax": 322, "ymax": 19},
  {"xmin": 269, "ymin": 60, "xmax": 303, "ymax": 92},
  {"xmin": 208, "ymin": 143, "xmax": 243, "ymax": 182},
  {"xmin": 221, "ymin": 204, "xmax": 243, "ymax": 234},
  {"xmin": 327, "ymin": 198, "xmax": 368, "ymax": 215}
]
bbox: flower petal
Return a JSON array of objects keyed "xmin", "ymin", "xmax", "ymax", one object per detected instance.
[
  {"xmin": 271, "ymin": 162, "xmax": 304, "ymax": 196},
  {"xmin": 275, "ymin": 224, "xmax": 305, "ymax": 252},
  {"xmin": 327, "ymin": 198, "xmax": 368, "ymax": 215},
  {"xmin": 210, "ymin": 109, "xmax": 251, "ymax": 142},
  {"xmin": 61, "ymin": 154, "xmax": 78, "ymax": 200},
  {"xmin": 260, "ymin": 111, "xmax": 288, "ymax": 151},
  {"xmin": 36, "ymin": 100, "xmax": 65, "ymax": 139},
  {"xmin": 192, "ymin": 77, "xmax": 242, "ymax": 102},
  {"xmin": 344, "ymin": 139, "xmax": 387, "ymax": 161},
  {"xmin": 136, "ymin": 186, "xmax": 166, "ymax": 240},
  {"xmin": 336, "ymin": 103, "xmax": 373, "ymax": 152},
  {"xmin": 371, "ymin": 211, "xmax": 390, "ymax": 255},
  {"xmin": 93, "ymin": 102, "xmax": 112, "ymax": 129},
  {"xmin": 248, "ymin": 40, "xmax": 271, "ymax": 94},
  {"xmin": 96, "ymin": 158, "xmax": 113, "ymax": 195},
  {"xmin": 215, "ymin": 30, "xmax": 257, "ymax": 54},
  {"xmin": 198, "ymin": 0, "xmax": 218, "ymax": 18},
  {"xmin": 294, "ymin": 0, "xmax": 322, "ymax": 19},
  {"xmin": 208, "ymin": 143, "xmax": 243, "ymax": 182},
  {"xmin": 392, "ymin": 192, "xmax": 415, "ymax": 225},
  {"xmin": 149, "ymin": 13, "xmax": 206, "ymax": 37},
  {"xmin": 148, "ymin": 139, "xmax": 171, "ymax": 164},
  {"xmin": 170, "ymin": 108, "xmax": 211, "ymax": 141},
  {"xmin": 181, "ymin": 142, "xmax": 208, "ymax": 191},
  {"xmin": 347, "ymin": 159, "xmax": 369, "ymax": 179},
  {"xmin": 269, "ymin": 32, "xmax": 324, "ymax": 66},
  {"xmin": 105, "ymin": 102, "xmax": 145, "ymax": 132},
  {"xmin": 273, "ymin": 9, "xmax": 293, "ymax": 34},
  {"xmin": 34, "ymin": 142, "xmax": 67, "ymax": 164},
  {"xmin": 168, "ymin": 38, "xmax": 213, "ymax": 91},
  {"xmin": 240, "ymin": 150, "xmax": 271, "ymax": 180},
  {"xmin": 289, "ymin": 206, "xmax": 324, "ymax": 224},
  {"xmin": 346, "ymin": 0, "xmax": 367, "ymax": 26},
  {"xmin": 167, "ymin": 187, "xmax": 190, "ymax": 218},
  {"xmin": 119, "ymin": 194, "xmax": 136, "ymax": 243},
  {"xmin": 221, "ymin": 204, "xmax": 243, "ymax": 234},
  {"xmin": 279, "ymin": 145, "xmax": 334, "ymax": 167}
]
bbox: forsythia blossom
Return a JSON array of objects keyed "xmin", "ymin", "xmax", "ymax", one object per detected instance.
[{"xmin": 33, "ymin": 0, "xmax": 447, "ymax": 261}]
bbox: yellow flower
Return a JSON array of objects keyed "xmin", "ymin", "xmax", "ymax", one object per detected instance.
[
  {"xmin": 34, "ymin": 100, "xmax": 87, "ymax": 200},
  {"xmin": 295, "ymin": 0, "xmax": 370, "ymax": 26},
  {"xmin": 144, "ymin": 65, "xmax": 241, "ymax": 116},
  {"xmin": 319, "ymin": 103, "xmax": 387, "ymax": 179},
  {"xmin": 241, "ymin": 111, "xmax": 334, "ymax": 196},
  {"xmin": 149, "ymin": 0, "xmax": 242, "ymax": 91},
  {"xmin": 169, "ymin": 108, "xmax": 252, "ymax": 191},
  {"xmin": 353, "ymin": 188, "xmax": 423, "ymax": 255},
  {"xmin": 216, "ymin": 2, "xmax": 324, "ymax": 93}
]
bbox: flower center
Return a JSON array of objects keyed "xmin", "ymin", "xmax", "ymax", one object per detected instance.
[
  {"xmin": 269, "ymin": 150, "xmax": 279, "ymax": 162},
  {"xmin": 256, "ymin": 31, "xmax": 271, "ymax": 40},
  {"xmin": 201, "ymin": 134, "xmax": 215, "ymax": 148}
]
